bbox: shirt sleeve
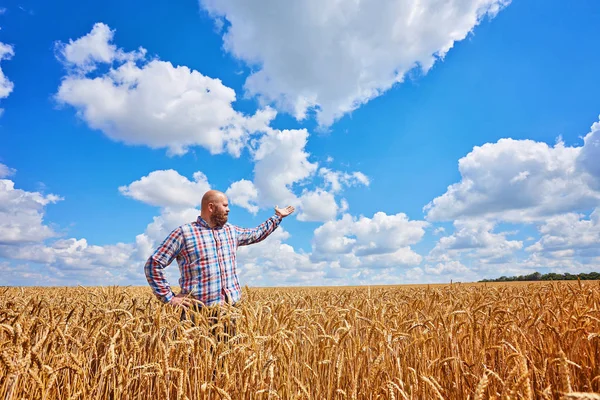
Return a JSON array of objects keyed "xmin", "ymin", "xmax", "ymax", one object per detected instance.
[
  {"xmin": 144, "ymin": 227, "xmax": 184, "ymax": 303},
  {"xmin": 234, "ymin": 214, "xmax": 282, "ymax": 246}
]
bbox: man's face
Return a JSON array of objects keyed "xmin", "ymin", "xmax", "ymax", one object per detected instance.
[{"xmin": 209, "ymin": 195, "xmax": 230, "ymax": 227}]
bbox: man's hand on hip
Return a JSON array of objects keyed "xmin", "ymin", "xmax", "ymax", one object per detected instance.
[{"xmin": 275, "ymin": 205, "xmax": 295, "ymax": 218}]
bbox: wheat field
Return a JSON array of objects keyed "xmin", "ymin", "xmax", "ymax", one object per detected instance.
[{"xmin": 1, "ymin": 282, "xmax": 599, "ymax": 399}]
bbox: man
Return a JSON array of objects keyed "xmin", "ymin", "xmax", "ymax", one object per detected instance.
[{"xmin": 144, "ymin": 189, "xmax": 294, "ymax": 312}]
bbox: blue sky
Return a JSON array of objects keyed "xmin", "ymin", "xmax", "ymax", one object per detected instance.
[{"xmin": 1, "ymin": 0, "xmax": 599, "ymax": 286}]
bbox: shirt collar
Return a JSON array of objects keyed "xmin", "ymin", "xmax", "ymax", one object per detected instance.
[
  {"xmin": 196, "ymin": 216, "xmax": 210, "ymax": 228},
  {"xmin": 196, "ymin": 216, "xmax": 225, "ymax": 229}
]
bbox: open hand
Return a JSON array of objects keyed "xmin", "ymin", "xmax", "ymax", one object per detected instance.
[
  {"xmin": 275, "ymin": 205, "xmax": 295, "ymax": 218},
  {"xmin": 169, "ymin": 293, "xmax": 200, "ymax": 309}
]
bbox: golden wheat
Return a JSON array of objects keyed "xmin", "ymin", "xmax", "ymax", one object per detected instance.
[{"xmin": 1, "ymin": 282, "xmax": 599, "ymax": 399}]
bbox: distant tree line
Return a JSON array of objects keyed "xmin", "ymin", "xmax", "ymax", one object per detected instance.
[{"xmin": 479, "ymin": 271, "xmax": 600, "ymax": 282}]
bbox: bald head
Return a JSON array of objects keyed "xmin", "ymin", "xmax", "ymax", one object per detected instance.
[
  {"xmin": 201, "ymin": 190, "xmax": 230, "ymax": 227},
  {"xmin": 201, "ymin": 190, "xmax": 226, "ymax": 211}
]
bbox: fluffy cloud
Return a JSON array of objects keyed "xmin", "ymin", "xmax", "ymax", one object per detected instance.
[
  {"xmin": 0, "ymin": 239, "xmax": 140, "ymax": 285},
  {"xmin": 250, "ymin": 127, "xmax": 318, "ymax": 207},
  {"xmin": 521, "ymin": 253, "xmax": 600, "ymax": 273},
  {"xmin": 0, "ymin": 260, "xmax": 66, "ymax": 286},
  {"xmin": 56, "ymin": 22, "xmax": 140, "ymax": 74},
  {"xmin": 226, "ymin": 179, "xmax": 259, "ymax": 213},
  {"xmin": 118, "ymin": 170, "xmax": 208, "ymax": 281},
  {"xmin": 237, "ymin": 227, "xmax": 328, "ymax": 286},
  {"xmin": 227, "ymin": 128, "xmax": 368, "ymax": 221},
  {"xmin": 424, "ymin": 261, "xmax": 470, "ymax": 276},
  {"xmin": 201, "ymin": 0, "xmax": 510, "ymax": 126},
  {"xmin": 139, "ymin": 207, "xmax": 201, "ymax": 246},
  {"xmin": 55, "ymin": 22, "xmax": 276, "ymax": 156},
  {"xmin": 119, "ymin": 169, "xmax": 210, "ymax": 209},
  {"xmin": 1, "ymin": 163, "xmax": 371, "ymax": 287},
  {"xmin": 0, "ymin": 162, "xmax": 16, "ymax": 178},
  {"xmin": 319, "ymin": 168, "xmax": 370, "ymax": 193},
  {"xmin": 428, "ymin": 219, "xmax": 523, "ymax": 265},
  {"xmin": 0, "ymin": 164, "xmax": 149, "ymax": 285},
  {"xmin": 297, "ymin": 190, "xmax": 340, "ymax": 222},
  {"xmin": 526, "ymin": 209, "xmax": 600, "ymax": 259},
  {"xmin": 8, "ymin": 239, "xmax": 134, "ymax": 269},
  {"xmin": 578, "ymin": 118, "xmax": 600, "ymax": 190},
  {"xmin": 311, "ymin": 212, "xmax": 427, "ymax": 268},
  {"xmin": 0, "ymin": 178, "xmax": 62, "ymax": 244},
  {"xmin": 423, "ymin": 117, "xmax": 600, "ymax": 280},
  {"xmin": 424, "ymin": 131, "xmax": 600, "ymax": 222},
  {"xmin": 0, "ymin": 41, "xmax": 14, "ymax": 115},
  {"xmin": 0, "ymin": 162, "xmax": 355, "ymax": 286},
  {"xmin": 56, "ymin": 24, "xmax": 370, "ymax": 224}
]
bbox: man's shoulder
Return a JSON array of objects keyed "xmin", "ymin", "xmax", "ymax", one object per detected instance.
[
  {"xmin": 174, "ymin": 222, "xmax": 199, "ymax": 234},
  {"xmin": 224, "ymin": 222, "xmax": 238, "ymax": 231},
  {"xmin": 184, "ymin": 221, "xmax": 207, "ymax": 229}
]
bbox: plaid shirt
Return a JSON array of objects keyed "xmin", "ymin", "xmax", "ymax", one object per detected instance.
[{"xmin": 145, "ymin": 214, "xmax": 282, "ymax": 305}]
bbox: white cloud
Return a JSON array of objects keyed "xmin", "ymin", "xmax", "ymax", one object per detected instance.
[
  {"xmin": 0, "ymin": 178, "xmax": 62, "ymax": 244},
  {"xmin": 509, "ymin": 171, "xmax": 530, "ymax": 184},
  {"xmin": 526, "ymin": 209, "xmax": 600, "ymax": 258},
  {"xmin": 356, "ymin": 248, "xmax": 424, "ymax": 269},
  {"xmin": 0, "ymin": 260, "xmax": 67, "ymax": 286},
  {"xmin": 0, "ymin": 164, "xmax": 373, "ymax": 287},
  {"xmin": 420, "ymin": 116, "xmax": 600, "ymax": 280},
  {"xmin": 404, "ymin": 267, "xmax": 425, "ymax": 283},
  {"xmin": 520, "ymin": 253, "xmax": 600, "ymax": 274},
  {"xmin": 119, "ymin": 169, "xmax": 210, "ymax": 209},
  {"xmin": 0, "ymin": 163, "xmax": 154, "ymax": 285},
  {"xmin": 228, "ymin": 129, "xmax": 369, "ymax": 221},
  {"xmin": 201, "ymin": 0, "xmax": 510, "ymax": 126},
  {"xmin": 422, "ymin": 210, "xmax": 600, "ymax": 282},
  {"xmin": 0, "ymin": 41, "xmax": 14, "ymax": 115},
  {"xmin": 1, "ymin": 239, "xmax": 139, "ymax": 285},
  {"xmin": 424, "ymin": 209, "xmax": 600, "ymax": 281},
  {"xmin": 237, "ymin": 227, "xmax": 328, "ymax": 286},
  {"xmin": 0, "ymin": 163, "xmax": 16, "ymax": 178},
  {"xmin": 428, "ymin": 219, "xmax": 523, "ymax": 265},
  {"xmin": 311, "ymin": 212, "xmax": 427, "ymax": 268},
  {"xmin": 141, "ymin": 207, "xmax": 201, "ymax": 245},
  {"xmin": 49, "ymin": 238, "xmax": 133, "ymax": 269},
  {"xmin": 339, "ymin": 199, "xmax": 349, "ymax": 214},
  {"xmin": 319, "ymin": 168, "xmax": 370, "ymax": 193},
  {"xmin": 182, "ymin": 208, "xmax": 429, "ymax": 286},
  {"xmin": 250, "ymin": 127, "xmax": 318, "ymax": 207},
  {"xmin": 424, "ymin": 135, "xmax": 600, "ymax": 222},
  {"xmin": 297, "ymin": 189, "xmax": 339, "ymax": 222},
  {"xmin": 228, "ymin": 126, "xmax": 333, "ymax": 220},
  {"xmin": 56, "ymin": 24, "xmax": 369, "ymax": 226},
  {"xmin": 424, "ymin": 261, "xmax": 470, "ymax": 276},
  {"xmin": 116, "ymin": 169, "xmax": 217, "ymax": 282},
  {"xmin": 226, "ymin": 179, "xmax": 259, "ymax": 213},
  {"xmin": 55, "ymin": 22, "xmax": 138, "ymax": 74},
  {"xmin": 578, "ymin": 117, "xmax": 600, "ymax": 190},
  {"xmin": 55, "ymin": 22, "xmax": 276, "ymax": 156}
]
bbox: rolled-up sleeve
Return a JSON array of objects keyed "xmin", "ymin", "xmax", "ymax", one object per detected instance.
[{"xmin": 144, "ymin": 227, "xmax": 184, "ymax": 303}]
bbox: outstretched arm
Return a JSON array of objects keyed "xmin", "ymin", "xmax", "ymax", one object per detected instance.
[
  {"xmin": 144, "ymin": 227, "xmax": 184, "ymax": 303},
  {"xmin": 235, "ymin": 205, "xmax": 295, "ymax": 246}
]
